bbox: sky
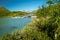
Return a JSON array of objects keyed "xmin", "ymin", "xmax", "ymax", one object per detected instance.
[{"xmin": 0, "ymin": 0, "xmax": 47, "ymax": 11}]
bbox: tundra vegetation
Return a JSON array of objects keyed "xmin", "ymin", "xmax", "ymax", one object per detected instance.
[{"xmin": 0, "ymin": 0, "xmax": 60, "ymax": 40}]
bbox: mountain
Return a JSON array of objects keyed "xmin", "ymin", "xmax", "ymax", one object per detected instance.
[
  {"xmin": 0, "ymin": 6, "xmax": 30, "ymax": 17},
  {"xmin": 0, "ymin": 6, "xmax": 10, "ymax": 13},
  {"xmin": 0, "ymin": 6, "xmax": 11, "ymax": 17}
]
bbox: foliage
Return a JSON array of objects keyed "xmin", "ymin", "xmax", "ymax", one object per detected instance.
[
  {"xmin": 34, "ymin": 0, "xmax": 60, "ymax": 40},
  {"xmin": 0, "ymin": 0, "xmax": 60, "ymax": 40}
]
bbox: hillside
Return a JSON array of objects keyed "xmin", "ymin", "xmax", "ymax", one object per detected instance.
[
  {"xmin": 0, "ymin": 6, "xmax": 10, "ymax": 12},
  {"xmin": 0, "ymin": 6, "xmax": 11, "ymax": 17},
  {"xmin": 0, "ymin": 6, "xmax": 29, "ymax": 17}
]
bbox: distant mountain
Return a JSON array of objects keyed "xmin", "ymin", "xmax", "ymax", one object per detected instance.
[
  {"xmin": 11, "ymin": 11, "xmax": 30, "ymax": 16},
  {"xmin": 0, "ymin": 6, "xmax": 30, "ymax": 17}
]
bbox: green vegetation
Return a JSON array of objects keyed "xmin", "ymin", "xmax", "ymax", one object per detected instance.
[
  {"xmin": 0, "ymin": 6, "xmax": 11, "ymax": 17},
  {"xmin": 0, "ymin": 6, "xmax": 29, "ymax": 17},
  {"xmin": 0, "ymin": 0, "xmax": 60, "ymax": 40}
]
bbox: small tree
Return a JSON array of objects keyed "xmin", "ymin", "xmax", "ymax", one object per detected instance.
[{"xmin": 46, "ymin": 0, "xmax": 54, "ymax": 6}]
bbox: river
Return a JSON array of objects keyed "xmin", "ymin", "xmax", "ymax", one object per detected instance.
[{"xmin": 0, "ymin": 17, "xmax": 32, "ymax": 36}]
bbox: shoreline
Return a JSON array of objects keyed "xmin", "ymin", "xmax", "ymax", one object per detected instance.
[{"xmin": 0, "ymin": 16, "xmax": 37, "ymax": 19}]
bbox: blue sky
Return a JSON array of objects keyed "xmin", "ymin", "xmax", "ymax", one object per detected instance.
[{"xmin": 0, "ymin": 0, "xmax": 47, "ymax": 11}]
